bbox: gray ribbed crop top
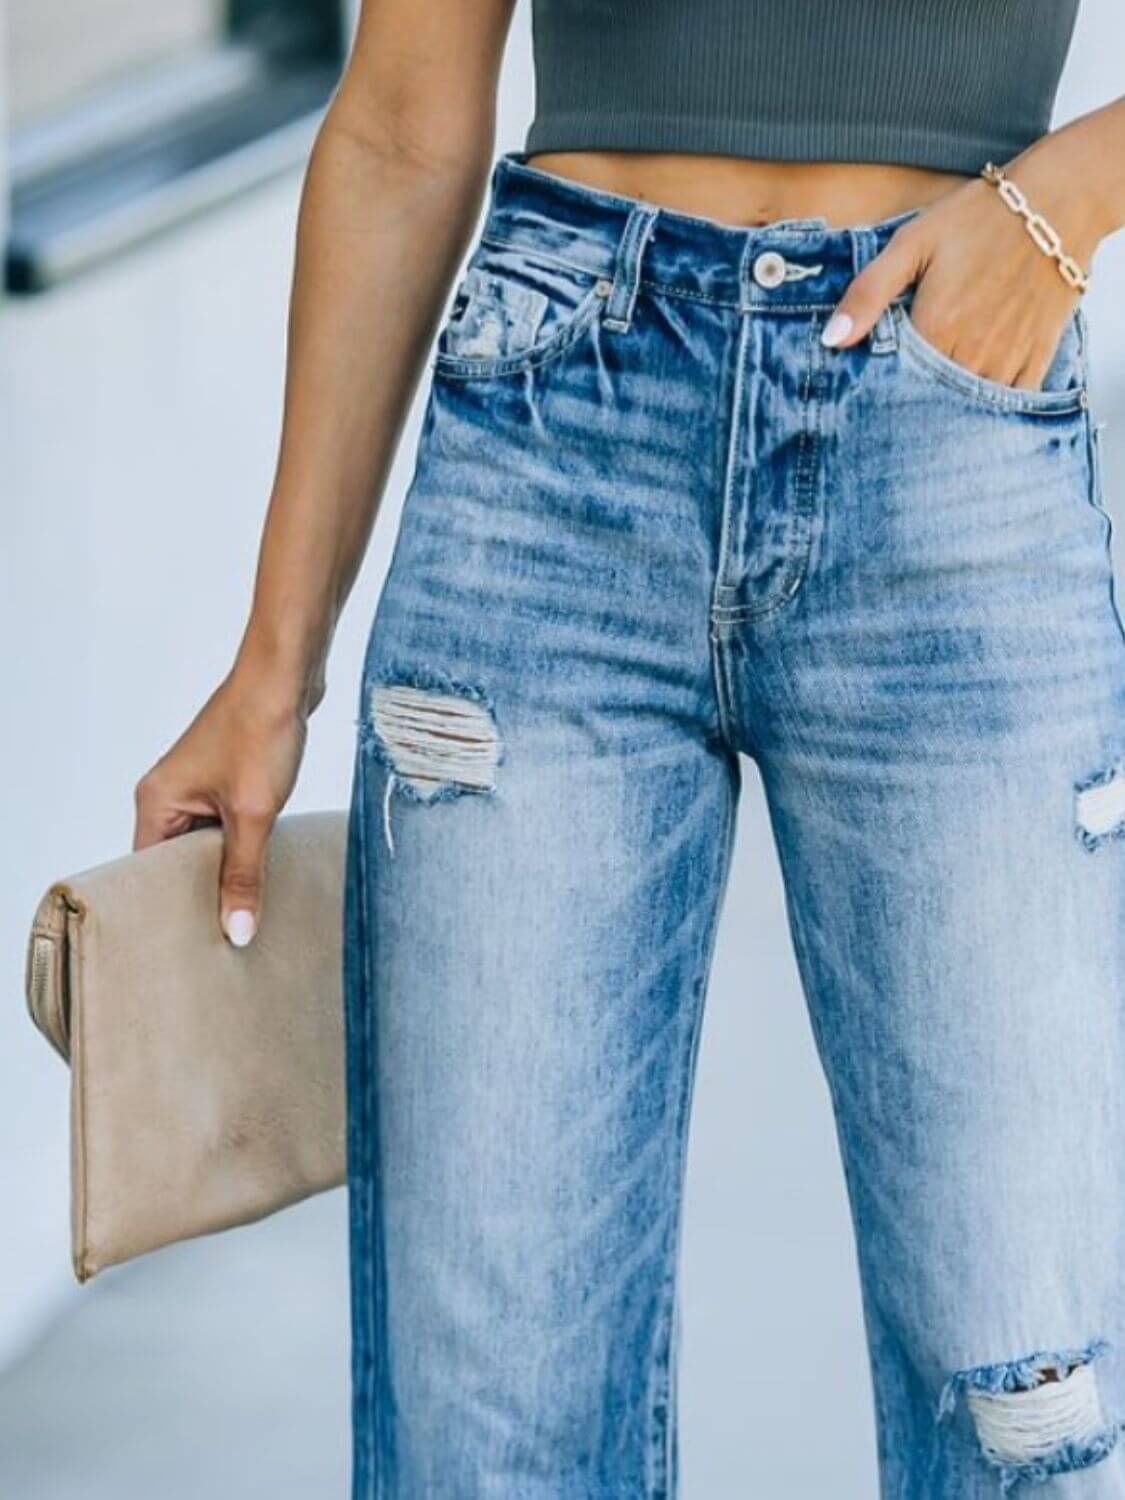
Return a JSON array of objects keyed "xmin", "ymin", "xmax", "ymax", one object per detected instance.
[{"xmin": 525, "ymin": 1, "xmax": 1081, "ymax": 176}]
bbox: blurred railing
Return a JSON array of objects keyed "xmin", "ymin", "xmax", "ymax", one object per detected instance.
[{"xmin": 4, "ymin": 0, "xmax": 347, "ymax": 292}]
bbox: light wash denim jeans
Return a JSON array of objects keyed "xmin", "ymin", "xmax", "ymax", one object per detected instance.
[{"xmin": 343, "ymin": 153, "xmax": 1125, "ymax": 1497}]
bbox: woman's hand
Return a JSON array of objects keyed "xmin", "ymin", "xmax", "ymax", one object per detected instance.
[
  {"xmin": 821, "ymin": 143, "xmax": 1107, "ymax": 391},
  {"xmin": 132, "ymin": 672, "xmax": 310, "ymax": 947},
  {"xmin": 130, "ymin": 0, "xmax": 516, "ymax": 946}
]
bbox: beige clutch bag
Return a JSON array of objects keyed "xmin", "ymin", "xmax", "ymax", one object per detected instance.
[{"xmin": 24, "ymin": 810, "xmax": 349, "ymax": 1282}]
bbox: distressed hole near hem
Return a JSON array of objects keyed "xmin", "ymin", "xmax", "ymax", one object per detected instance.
[
  {"xmin": 1076, "ymin": 758, "xmax": 1125, "ymax": 849},
  {"xmin": 938, "ymin": 1341, "xmax": 1121, "ymax": 1490}
]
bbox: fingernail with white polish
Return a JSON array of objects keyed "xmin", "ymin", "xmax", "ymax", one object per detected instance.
[
  {"xmin": 821, "ymin": 312, "xmax": 854, "ymax": 349},
  {"xmin": 226, "ymin": 909, "xmax": 257, "ymax": 948}
]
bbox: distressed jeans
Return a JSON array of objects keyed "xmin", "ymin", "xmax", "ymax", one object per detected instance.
[{"xmin": 343, "ymin": 153, "xmax": 1125, "ymax": 1497}]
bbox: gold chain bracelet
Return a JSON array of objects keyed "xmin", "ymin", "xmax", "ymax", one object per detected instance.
[{"xmin": 981, "ymin": 162, "xmax": 1091, "ymax": 293}]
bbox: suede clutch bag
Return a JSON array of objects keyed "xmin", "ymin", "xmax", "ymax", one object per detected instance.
[{"xmin": 24, "ymin": 810, "xmax": 349, "ymax": 1282}]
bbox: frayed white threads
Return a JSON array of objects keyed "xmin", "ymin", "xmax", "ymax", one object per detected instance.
[{"xmin": 966, "ymin": 1362, "xmax": 1105, "ymax": 1466}]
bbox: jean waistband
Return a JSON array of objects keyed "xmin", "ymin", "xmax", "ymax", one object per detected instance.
[{"xmin": 485, "ymin": 152, "xmax": 921, "ymax": 316}]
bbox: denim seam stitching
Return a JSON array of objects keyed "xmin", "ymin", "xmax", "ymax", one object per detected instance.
[
  {"xmin": 640, "ymin": 279, "xmax": 735, "ymax": 308},
  {"xmin": 708, "ymin": 307, "xmax": 751, "ymax": 735},
  {"xmin": 735, "ymin": 314, "xmax": 825, "ymax": 625},
  {"xmin": 466, "ymin": 241, "xmax": 902, "ymax": 316},
  {"xmin": 636, "ymin": 279, "xmax": 913, "ymax": 314},
  {"xmin": 640, "ymin": 278, "xmax": 839, "ymax": 311},
  {"xmin": 348, "ymin": 743, "xmax": 389, "ymax": 1497},
  {"xmin": 787, "ymin": 318, "xmax": 824, "ymax": 597},
  {"xmin": 715, "ymin": 630, "xmax": 743, "ymax": 749}
]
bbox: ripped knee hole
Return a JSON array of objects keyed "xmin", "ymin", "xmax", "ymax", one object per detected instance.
[
  {"xmin": 939, "ymin": 1340, "xmax": 1121, "ymax": 1490},
  {"xmin": 1076, "ymin": 758, "xmax": 1125, "ymax": 851}
]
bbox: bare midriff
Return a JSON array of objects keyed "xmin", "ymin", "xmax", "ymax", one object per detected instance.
[{"xmin": 524, "ymin": 151, "xmax": 969, "ymax": 228}]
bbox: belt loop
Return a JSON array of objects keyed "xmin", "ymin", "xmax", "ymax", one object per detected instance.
[
  {"xmin": 603, "ymin": 203, "xmax": 658, "ymax": 334},
  {"xmin": 851, "ymin": 227, "xmax": 898, "ymax": 356}
]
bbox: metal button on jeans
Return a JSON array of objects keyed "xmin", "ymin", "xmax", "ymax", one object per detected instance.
[{"xmin": 752, "ymin": 251, "xmax": 787, "ymax": 289}]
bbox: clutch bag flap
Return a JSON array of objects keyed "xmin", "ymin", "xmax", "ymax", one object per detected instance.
[{"xmin": 25, "ymin": 810, "xmax": 349, "ymax": 1282}]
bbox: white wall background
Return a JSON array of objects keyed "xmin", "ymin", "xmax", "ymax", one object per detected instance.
[{"xmin": 2, "ymin": 4, "xmax": 1123, "ymax": 1493}]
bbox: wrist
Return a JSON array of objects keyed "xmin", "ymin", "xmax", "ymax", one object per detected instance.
[
  {"xmin": 231, "ymin": 624, "xmax": 328, "ymax": 720},
  {"xmin": 1011, "ymin": 119, "xmax": 1122, "ymax": 256}
]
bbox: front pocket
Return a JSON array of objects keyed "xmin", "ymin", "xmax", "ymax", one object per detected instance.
[
  {"xmin": 434, "ymin": 241, "xmax": 610, "ymax": 380},
  {"xmin": 896, "ymin": 304, "xmax": 1087, "ymax": 417}
]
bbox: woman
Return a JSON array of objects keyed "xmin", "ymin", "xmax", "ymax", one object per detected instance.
[{"xmin": 134, "ymin": 1, "xmax": 1125, "ymax": 1493}]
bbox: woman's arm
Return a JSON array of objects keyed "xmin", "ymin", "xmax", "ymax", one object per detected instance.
[
  {"xmin": 133, "ymin": 0, "xmax": 516, "ymax": 944},
  {"xmin": 1021, "ymin": 95, "xmax": 1125, "ymax": 247},
  {"xmin": 823, "ymin": 95, "xmax": 1125, "ymax": 389}
]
